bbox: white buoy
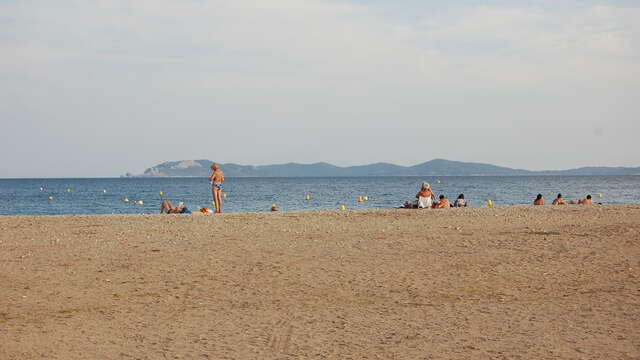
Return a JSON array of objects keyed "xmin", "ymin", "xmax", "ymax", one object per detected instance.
[{"xmin": 123, "ymin": 198, "xmax": 129, "ymax": 203}]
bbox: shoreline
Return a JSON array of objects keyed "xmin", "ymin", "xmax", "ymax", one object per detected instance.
[
  {"xmin": 3, "ymin": 174, "xmax": 640, "ymax": 180},
  {"xmin": 2, "ymin": 205, "xmax": 639, "ymax": 359},
  {"xmin": 3, "ymin": 203, "xmax": 637, "ymax": 218}
]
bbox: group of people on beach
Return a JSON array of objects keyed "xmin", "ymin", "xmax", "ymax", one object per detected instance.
[
  {"xmin": 402, "ymin": 181, "xmax": 597, "ymax": 209},
  {"xmin": 160, "ymin": 163, "xmax": 225, "ymax": 214},
  {"xmin": 402, "ymin": 182, "xmax": 468, "ymax": 209},
  {"xmin": 533, "ymin": 193, "xmax": 593, "ymax": 205},
  {"xmin": 160, "ymin": 166, "xmax": 598, "ymax": 214}
]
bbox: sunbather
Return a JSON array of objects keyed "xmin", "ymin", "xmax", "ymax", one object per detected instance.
[
  {"xmin": 416, "ymin": 182, "xmax": 436, "ymax": 208},
  {"xmin": 552, "ymin": 194, "xmax": 566, "ymax": 205},
  {"xmin": 160, "ymin": 200, "xmax": 191, "ymax": 214},
  {"xmin": 579, "ymin": 195, "xmax": 593, "ymax": 205},
  {"xmin": 453, "ymin": 194, "xmax": 467, "ymax": 207},
  {"xmin": 534, "ymin": 194, "xmax": 544, "ymax": 205},
  {"xmin": 433, "ymin": 195, "xmax": 450, "ymax": 209}
]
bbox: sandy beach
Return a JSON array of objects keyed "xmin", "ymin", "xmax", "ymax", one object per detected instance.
[{"xmin": 1, "ymin": 205, "xmax": 639, "ymax": 359}]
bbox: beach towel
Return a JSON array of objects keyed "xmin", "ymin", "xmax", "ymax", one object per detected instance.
[{"xmin": 417, "ymin": 196, "xmax": 433, "ymax": 209}]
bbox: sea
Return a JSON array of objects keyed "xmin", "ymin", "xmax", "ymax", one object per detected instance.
[{"xmin": 1, "ymin": 176, "xmax": 639, "ymax": 216}]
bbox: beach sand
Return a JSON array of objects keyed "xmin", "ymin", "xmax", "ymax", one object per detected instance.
[{"xmin": 1, "ymin": 205, "xmax": 639, "ymax": 359}]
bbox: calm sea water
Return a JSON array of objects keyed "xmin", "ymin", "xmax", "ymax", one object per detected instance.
[{"xmin": 1, "ymin": 176, "xmax": 639, "ymax": 216}]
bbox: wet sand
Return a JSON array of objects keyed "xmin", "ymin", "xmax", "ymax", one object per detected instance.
[{"xmin": 1, "ymin": 205, "xmax": 639, "ymax": 359}]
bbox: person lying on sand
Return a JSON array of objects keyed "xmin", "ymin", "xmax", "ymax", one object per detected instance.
[
  {"xmin": 160, "ymin": 200, "xmax": 192, "ymax": 214},
  {"xmin": 552, "ymin": 193, "xmax": 566, "ymax": 205},
  {"xmin": 579, "ymin": 195, "xmax": 593, "ymax": 205},
  {"xmin": 534, "ymin": 194, "xmax": 544, "ymax": 205},
  {"xmin": 433, "ymin": 195, "xmax": 450, "ymax": 209},
  {"xmin": 453, "ymin": 194, "xmax": 467, "ymax": 207}
]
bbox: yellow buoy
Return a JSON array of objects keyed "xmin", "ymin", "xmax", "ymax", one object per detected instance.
[
  {"xmin": 487, "ymin": 200, "xmax": 493, "ymax": 207},
  {"xmin": 48, "ymin": 196, "xmax": 53, "ymax": 200},
  {"xmin": 305, "ymin": 194, "xmax": 311, "ymax": 201},
  {"xmin": 159, "ymin": 191, "xmax": 164, "ymax": 196},
  {"xmin": 363, "ymin": 196, "xmax": 368, "ymax": 201},
  {"xmin": 211, "ymin": 201, "xmax": 216, "ymax": 207},
  {"xmin": 123, "ymin": 198, "xmax": 129, "ymax": 203},
  {"xmin": 339, "ymin": 204, "xmax": 346, "ymax": 211},
  {"xmin": 597, "ymin": 193, "xmax": 603, "ymax": 198},
  {"xmin": 436, "ymin": 179, "xmax": 441, "ymax": 184},
  {"xmin": 66, "ymin": 188, "xmax": 72, "ymax": 193},
  {"xmin": 136, "ymin": 200, "xmax": 144, "ymax": 205},
  {"xmin": 357, "ymin": 196, "xmax": 364, "ymax": 203},
  {"xmin": 223, "ymin": 193, "xmax": 228, "ymax": 199}
]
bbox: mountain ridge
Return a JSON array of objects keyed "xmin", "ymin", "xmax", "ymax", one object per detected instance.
[{"xmin": 127, "ymin": 159, "xmax": 640, "ymax": 177}]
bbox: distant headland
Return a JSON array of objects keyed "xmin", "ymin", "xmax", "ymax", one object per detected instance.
[{"xmin": 123, "ymin": 159, "xmax": 640, "ymax": 177}]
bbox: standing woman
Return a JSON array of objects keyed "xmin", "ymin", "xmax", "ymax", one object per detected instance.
[{"xmin": 209, "ymin": 163, "xmax": 225, "ymax": 213}]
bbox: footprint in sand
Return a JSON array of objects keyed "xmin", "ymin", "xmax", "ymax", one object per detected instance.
[{"xmin": 268, "ymin": 319, "xmax": 294, "ymax": 354}]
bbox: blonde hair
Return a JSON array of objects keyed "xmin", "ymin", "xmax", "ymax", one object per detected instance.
[
  {"xmin": 421, "ymin": 181, "xmax": 430, "ymax": 190},
  {"xmin": 210, "ymin": 163, "xmax": 219, "ymax": 171}
]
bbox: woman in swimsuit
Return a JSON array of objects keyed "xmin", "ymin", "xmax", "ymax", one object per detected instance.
[{"xmin": 208, "ymin": 163, "xmax": 225, "ymax": 213}]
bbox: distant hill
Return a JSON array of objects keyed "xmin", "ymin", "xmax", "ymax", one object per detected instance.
[{"xmin": 129, "ymin": 159, "xmax": 640, "ymax": 177}]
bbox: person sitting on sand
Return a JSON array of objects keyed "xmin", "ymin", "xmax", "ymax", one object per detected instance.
[
  {"xmin": 416, "ymin": 181, "xmax": 435, "ymax": 199},
  {"xmin": 579, "ymin": 195, "xmax": 593, "ymax": 205},
  {"xmin": 415, "ymin": 181, "xmax": 436, "ymax": 208},
  {"xmin": 552, "ymin": 193, "xmax": 566, "ymax": 205},
  {"xmin": 433, "ymin": 195, "xmax": 450, "ymax": 209},
  {"xmin": 534, "ymin": 194, "xmax": 544, "ymax": 205},
  {"xmin": 160, "ymin": 200, "xmax": 192, "ymax": 214},
  {"xmin": 208, "ymin": 163, "xmax": 225, "ymax": 214},
  {"xmin": 453, "ymin": 194, "xmax": 467, "ymax": 207}
]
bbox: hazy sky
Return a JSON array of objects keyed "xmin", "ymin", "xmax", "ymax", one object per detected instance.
[{"xmin": 1, "ymin": 0, "xmax": 639, "ymax": 177}]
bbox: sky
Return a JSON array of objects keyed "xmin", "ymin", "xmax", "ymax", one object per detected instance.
[{"xmin": 1, "ymin": 0, "xmax": 639, "ymax": 177}]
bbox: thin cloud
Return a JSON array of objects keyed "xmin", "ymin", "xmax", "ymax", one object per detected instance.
[{"xmin": 0, "ymin": 1, "xmax": 638, "ymax": 176}]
